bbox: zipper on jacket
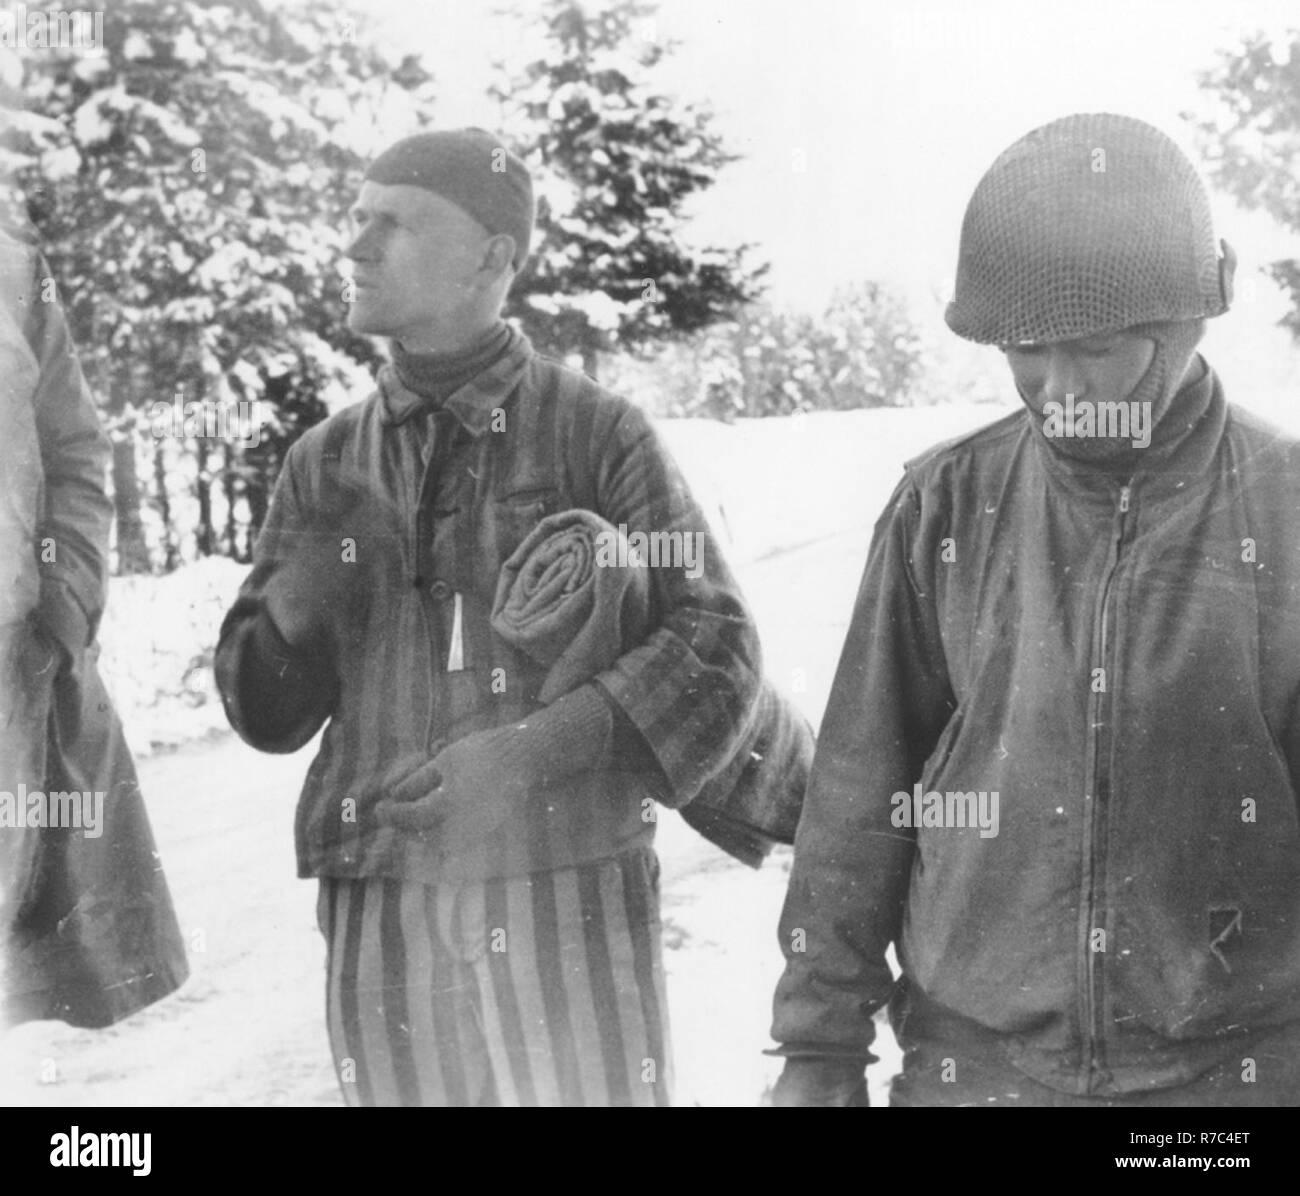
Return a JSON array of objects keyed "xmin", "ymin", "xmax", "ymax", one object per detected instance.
[{"xmin": 1082, "ymin": 481, "xmax": 1131, "ymax": 1089}]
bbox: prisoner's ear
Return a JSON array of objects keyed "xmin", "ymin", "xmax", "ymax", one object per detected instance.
[
  {"xmin": 1218, "ymin": 238, "xmax": 1237, "ymax": 311},
  {"xmin": 480, "ymin": 233, "xmax": 517, "ymax": 279}
]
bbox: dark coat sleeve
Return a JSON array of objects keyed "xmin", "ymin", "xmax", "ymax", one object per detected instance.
[
  {"xmin": 6, "ymin": 250, "xmax": 189, "ymax": 1029},
  {"xmin": 770, "ymin": 474, "xmax": 956, "ymax": 1059},
  {"xmin": 213, "ymin": 439, "xmax": 338, "ymax": 753},
  {"xmin": 27, "ymin": 254, "xmax": 113, "ymax": 659}
]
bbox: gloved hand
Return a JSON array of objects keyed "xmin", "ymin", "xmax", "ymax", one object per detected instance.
[
  {"xmin": 770, "ymin": 1057, "xmax": 870, "ymax": 1107},
  {"xmin": 374, "ymin": 684, "xmax": 615, "ymax": 854}
]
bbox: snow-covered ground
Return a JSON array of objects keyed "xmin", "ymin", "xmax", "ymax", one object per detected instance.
[{"xmin": 1, "ymin": 401, "xmax": 1014, "ymax": 1108}]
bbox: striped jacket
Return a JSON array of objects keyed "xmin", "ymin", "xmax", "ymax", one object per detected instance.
[{"xmin": 216, "ymin": 330, "xmax": 763, "ymax": 883}]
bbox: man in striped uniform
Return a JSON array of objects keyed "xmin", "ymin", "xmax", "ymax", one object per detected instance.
[{"xmin": 215, "ymin": 129, "xmax": 762, "ymax": 1106}]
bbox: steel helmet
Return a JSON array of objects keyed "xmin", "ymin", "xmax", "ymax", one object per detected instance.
[{"xmin": 945, "ymin": 113, "xmax": 1233, "ymax": 345}]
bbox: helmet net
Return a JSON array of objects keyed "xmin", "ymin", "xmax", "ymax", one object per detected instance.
[{"xmin": 946, "ymin": 113, "xmax": 1229, "ymax": 345}]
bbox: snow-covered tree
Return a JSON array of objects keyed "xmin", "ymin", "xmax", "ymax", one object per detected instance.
[
  {"xmin": 495, "ymin": 0, "xmax": 766, "ymax": 374},
  {"xmin": 813, "ymin": 283, "xmax": 925, "ymax": 410},
  {"xmin": 0, "ymin": 0, "xmax": 436, "ymax": 570},
  {"xmin": 1189, "ymin": 29, "xmax": 1300, "ymax": 340},
  {"xmin": 605, "ymin": 282, "xmax": 924, "ymax": 419}
]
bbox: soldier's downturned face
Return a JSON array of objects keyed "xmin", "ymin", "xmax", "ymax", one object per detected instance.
[
  {"xmin": 344, "ymin": 182, "xmax": 492, "ymax": 344},
  {"xmin": 1001, "ymin": 330, "xmax": 1161, "ymax": 460},
  {"xmin": 1003, "ymin": 331, "xmax": 1156, "ymax": 414}
]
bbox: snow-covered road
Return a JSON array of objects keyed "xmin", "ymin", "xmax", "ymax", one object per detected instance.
[{"xmin": 0, "ymin": 523, "xmax": 904, "ymax": 1107}]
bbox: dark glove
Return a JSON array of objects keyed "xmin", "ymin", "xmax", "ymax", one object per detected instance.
[
  {"xmin": 374, "ymin": 684, "xmax": 615, "ymax": 853},
  {"xmin": 771, "ymin": 1057, "xmax": 870, "ymax": 1107}
]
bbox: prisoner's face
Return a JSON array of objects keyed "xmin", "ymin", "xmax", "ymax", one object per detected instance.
[
  {"xmin": 343, "ymin": 182, "xmax": 491, "ymax": 345},
  {"xmin": 1003, "ymin": 330, "xmax": 1157, "ymax": 461}
]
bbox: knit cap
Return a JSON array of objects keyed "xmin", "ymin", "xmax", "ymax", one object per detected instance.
[{"xmin": 366, "ymin": 129, "xmax": 534, "ymax": 269}]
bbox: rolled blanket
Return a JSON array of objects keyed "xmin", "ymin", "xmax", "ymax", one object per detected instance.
[
  {"xmin": 492, "ymin": 509, "xmax": 649, "ymax": 705},
  {"xmin": 491, "ymin": 509, "xmax": 812, "ymax": 867}
]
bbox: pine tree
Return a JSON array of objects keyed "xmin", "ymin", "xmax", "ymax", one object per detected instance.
[
  {"xmin": 641, "ymin": 284, "xmax": 922, "ymax": 419},
  {"xmin": 495, "ymin": 0, "xmax": 766, "ymax": 375},
  {"xmin": 1189, "ymin": 30, "xmax": 1300, "ymax": 339},
  {"xmin": 0, "ymin": 0, "xmax": 436, "ymax": 568}
]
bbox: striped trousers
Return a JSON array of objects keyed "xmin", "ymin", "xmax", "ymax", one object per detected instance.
[{"xmin": 316, "ymin": 846, "xmax": 673, "ymax": 1106}]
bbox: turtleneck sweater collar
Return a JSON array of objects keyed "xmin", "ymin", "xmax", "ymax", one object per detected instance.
[
  {"xmin": 391, "ymin": 320, "xmax": 513, "ymax": 407},
  {"xmin": 1030, "ymin": 354, "xmax": 1223, "ymax": 503}
]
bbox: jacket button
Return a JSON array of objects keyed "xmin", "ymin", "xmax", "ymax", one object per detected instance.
[{"xmin": 429, "ymin": 579, "xmax": 452, "ymax": 600}]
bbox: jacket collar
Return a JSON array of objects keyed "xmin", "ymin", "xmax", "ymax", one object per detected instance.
[
  {"xmin": 377, "ymin": 326, "xmax": 534, "ymax": 436},
  {"xmin": 1027, "ymin": 358, "xmax": 1225, "ymax": 505}
]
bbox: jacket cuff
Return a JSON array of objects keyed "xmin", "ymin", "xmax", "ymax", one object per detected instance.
[
  {"xmin": 593, "ymin": 681, "xmax": 666, "ymax": 779},
  {"xmin": 214, "ymin": 598, "xmax": 336, "ymax": 753},
  {"xmin": 764, "ymin": 1044, "xmax": 879, "ymax": 1065}
]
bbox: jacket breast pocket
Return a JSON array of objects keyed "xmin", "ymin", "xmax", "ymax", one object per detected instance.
[{"xmin": 491, "ymin": 486, "xmax": 562, "ymax": 562}]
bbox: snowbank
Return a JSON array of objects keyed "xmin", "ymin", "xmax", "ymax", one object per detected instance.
[
  {"xmin": 657, "ymin": 402, "xmax": 1013, "ymax": 566},
  {"xmin": 97, "ymin": 556, "xmax": 248, "ymax": 754}
]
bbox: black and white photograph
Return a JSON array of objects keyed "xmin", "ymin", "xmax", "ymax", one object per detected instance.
[{"xmin": 0, "ymin": 0, "xmax": 1298, "ymax": 1156}]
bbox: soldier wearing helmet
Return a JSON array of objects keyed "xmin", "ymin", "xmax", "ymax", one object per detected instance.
[{"xmin": 769, "ymin": 113, "xmax": 1300, "ymax": 1107}]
